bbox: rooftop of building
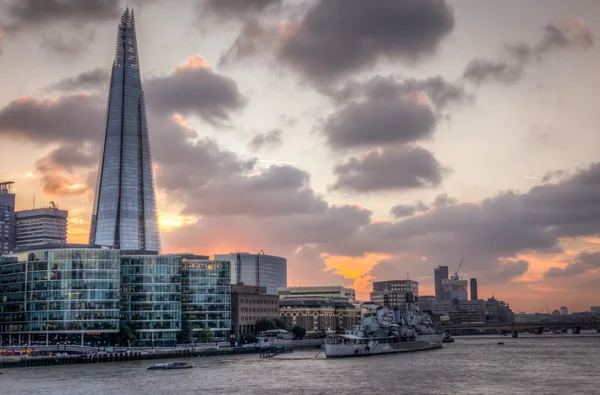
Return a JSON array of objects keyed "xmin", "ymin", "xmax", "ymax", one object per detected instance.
[
  {"xmin": 278, "ymin": 285, "xmax": 354, "ymax": 291},
  {"xmin": 13, "ymin": 243, "xmax": 111, "ymax": 253},
  {"xmin": 279, "ymin": 299, "xmax": 357, "ymax": 309},
  {"xmin": 15, "ymin": 207, "xmax": 68, "ymax": 217},
  {"xmin": 231, "ymin": 283, "xmax": 269, "ymax": 294}
]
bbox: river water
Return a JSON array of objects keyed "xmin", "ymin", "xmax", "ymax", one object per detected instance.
[{"xmin": 3, "ymin": 334, "xmax": 599, "ymax": 395}]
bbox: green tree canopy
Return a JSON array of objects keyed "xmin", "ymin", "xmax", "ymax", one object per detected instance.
[
  {"xmin": 273, "ymin": 318, "xmax": 287, "ymax": 330},
  {"xmin": 198, "ymin": 327, "xmax": 215, "ymax": 343},
  {"xmin": 291, "ymin": 325, "xmax": 306, "ymax": 340},
  {"xmin": 255, "ymin": 318, "xmax": 276, "ymax": 334},
  {"xmin": 118, "ymin": 320, "xmax": 137, "ymax": 346},
  {"xmin": 177, "ymin": 317, "xmax": 193, "ymax": 343}
]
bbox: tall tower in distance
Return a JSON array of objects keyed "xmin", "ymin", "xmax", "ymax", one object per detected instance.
[
  {"xmin": 434, "ymin": 265, "xmax": 448, "ymax": 301},
  {"xmin": 89, "ymin": 8, "xmax": 161, "ymax": 253},
  {"xmin": 470, "ymin": 278, "xmax": 478, "ymax": 301},
  {"xmin": 0, "ymin": 181, "xmax": 16, "ymax": 255}
]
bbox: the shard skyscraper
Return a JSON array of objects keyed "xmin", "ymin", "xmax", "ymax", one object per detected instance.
[{"xmin": 90, "ymin": 9, "xmax": 161, "ymax": 253}]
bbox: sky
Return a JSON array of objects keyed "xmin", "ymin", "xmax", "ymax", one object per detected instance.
[{"xmin": 0, "ymin": 0, "xmax": 599, "ymax": 312}]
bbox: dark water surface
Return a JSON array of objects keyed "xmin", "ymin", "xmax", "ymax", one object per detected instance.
[{"xmin": 3, "ymin": 334, "xmax": 600, "ymax": 395}]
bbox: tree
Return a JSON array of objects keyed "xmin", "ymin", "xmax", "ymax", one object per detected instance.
[
  {"xmin": 177, "ymin": 317, "xmax": 193, "ymax": 343},
  {"xmin": 240, "ymin": 333, "xmax": 257, "ymax": 344},
  {"xmin": 118, "ymin": 320, "xmax": 137, "ymax": 346},
  {"xmin": 274, "ymin": 318, "xmax": 287, "ymax": 330},
  {"xmin": 198, "ymin": 327, "xmax": 215, "ymax": 343},
  {"xmin": 291, "ymin": 325, "xmax": 306, "ymax": 340},
  {"xmin": 255, "ymin": 318, "xmax": 276, "ymax": 334}
]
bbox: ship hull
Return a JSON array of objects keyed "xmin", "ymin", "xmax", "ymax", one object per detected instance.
[{"xmin": 324, "ymin": 333, "xmax": 444, "ymax": 358}]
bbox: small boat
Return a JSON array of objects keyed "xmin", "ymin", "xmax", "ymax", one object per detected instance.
[
  {"xmin": 497, "ymin": 342, "xmax": 504, "ymax": 345},
  {"xmin": 147, "ymin": 361, "xmax": 194, "ymax": 370}
]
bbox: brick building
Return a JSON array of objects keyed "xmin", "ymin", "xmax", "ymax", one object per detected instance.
[
  {"xmin": 279, "ymin": 299, "xmax": 361, "ymax": 334},
  {"xmin": 231, "ymin": 284, "xmax": 279, "ymax": 336}
]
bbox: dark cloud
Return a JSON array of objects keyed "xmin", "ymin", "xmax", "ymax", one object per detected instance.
[
  {"xmin": 333, "ymin": 76, "xmax": 468, "ymax": 110},
  {"xmin": 47, "ymin": 68, "xmax": 109, "ymax": 92},
  {"xmin": 278, "ymin": 0, "xmax": 454, "ymax": 84},
  {"xmin": 489, "ymin": 259, "xmax": 530, "ymax": 284},
  {"xmin": 544, "ymin": 252, "xmax": 600, "ymax": 278},
  {"xmin": 201, "ymin": 0, "xmax": 281, "ymax": 20},
  {"xmin": 390, "ymin": 201, "xmax": 429, "ymax": 219},
  {"xmin": 390, "ymin": 205, "xmax": 418, "ymax": 219},
  {"xmin": 541, "ymin": 169, "xmax": 568, "ymax": 183},
  {"xmin": 248, "ymin": 129, "xmax": 282, "ymax": 150},
  {"xmin": 330, "ymin": 146, "xmax": 447, "ymax": 193},
  {"xmin": 36, "ymin": 143, "xmax": 98, "ymax": 172},
  {"xmin": 182, "ymin": 165, "xmax": 329, "ymax": 218},
  {"xmin": 390, "ymin": 193, "xmax": 456, "ymax": 219},
  {"xmin": 39, "ymin": 29, "xmax": 95, "ymax": 57},
  {"xmin": 432, "ymin": 193, "xmax": 458, "ymax": 207},
  {"xmin": 324, "ymin": 91, "xmax": 435, "ymax": 149},
  {"xmin": 323, "ymin": 163, "xmax": 600, "ymax": 284},
  {"xmin": 151, "ymin": 116, "xmax": 255, "ymax": 193},
  {"xmin": 221, "ymin": 0, "xmax": 454, "ymax": 84},
  {"xmin": 151, "ymin": 117, "xmax": 324, "ymax": 218},
  {"xmin": 463, "ymin": 60, "xmax": 523, "ymax": 85},
  {"xmin": 34, "ymin": 142, "xmax": 98, "ymax": 197},
  {"xmin": 323, "ymin": 76, "xmax": 465, "ymax": 150},
  {"xmin": 145, "ymin": 55, "xmax": 246, "ymax": 125},
  {"xmin": 218, "ymin": 18, "xmax": 294, "ymax": 67},
  {"xmin": 0, "ymin": 94, "xmax": 104, "ymax": 144},
  {"xmin": 0, "ymin": 0, "xmax": 120, "ymax": 32},
  {"xmin": 464, "ymin": 19, "xmax": 594, "ymax": 85}
]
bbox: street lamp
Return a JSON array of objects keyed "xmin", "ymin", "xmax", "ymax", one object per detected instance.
[{"xmin": 127, "ymin": 340, "xmax": 130, "ymax": 350}]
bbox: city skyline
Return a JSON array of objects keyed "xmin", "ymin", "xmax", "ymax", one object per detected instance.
[{"xmin": 0, "ymin": 1, "xmax": 599, "ymax": 311}]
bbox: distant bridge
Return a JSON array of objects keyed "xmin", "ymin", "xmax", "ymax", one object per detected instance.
[{"xmin": 439, "ymin": 321, "xmax": 600, "ymax": 336}]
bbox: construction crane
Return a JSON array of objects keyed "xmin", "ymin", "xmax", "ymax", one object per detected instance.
[
  {"xmin": 451, "ymin": 257, "xmax": 465, "ymax": 280},
  {"xmin": 49, "ymin": 201, "xmax": 64, "ymax": 244}
]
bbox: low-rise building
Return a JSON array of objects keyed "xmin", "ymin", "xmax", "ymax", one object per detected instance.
[
  {"xmin": 430, "ymin": 299, "xmax": 485, "ymax": 323},
  {"xmin": 592, "ymin": 306, "xmax": 600, "ymax": 315},
  {"xmin": 231, "ymin": 283, "xmax": 279, "ymax": 336},
  {"xmin": 279, "ymin": 299, "xmax": 361, "ymax": 334},
  {"xmin": 418, "ymin": 295, "xmax": 436, "ymax": 312},
  {"xmin": 370, "ymin": 280, "xmax": 418, "ymax": 310},
  {"xmin": 15, "ymin": 207, "xmax": 68, "ymax": 249},
  {"xmin": 278, "ymin": 285, "xmax": 355, "ymax": 302}
]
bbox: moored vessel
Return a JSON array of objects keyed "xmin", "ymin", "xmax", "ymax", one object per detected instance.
[
  {"xmin": 147, "ymin": 361, "xmax": 194, "ymax": 370},
  {"xmin": 324, "ymin": 289, "xmax": 443, "ymax": 358}
]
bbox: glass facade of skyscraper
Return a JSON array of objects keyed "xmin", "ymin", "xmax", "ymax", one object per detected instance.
[
  {"xmin": 181, "ymin": 259, "xmax": 231, "ymax": 341},
  {"xmin": 120, "ymin": 255, "xmax": 182, "ymax": 346},
  {"xmin": 0, "ymin": 247, "xmax": 120, "ymax": 346},
  {"xmin": 90, "ymin": 8, "xmax": 160, "ymax": 253},
  {"xmin": 214, "ymin": 253, "xmax": 287, "ymax": 295}
]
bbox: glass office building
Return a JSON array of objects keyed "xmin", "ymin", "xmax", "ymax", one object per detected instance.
[
  {"xmin": 181, "ymin": 259, "xmax": 231, "ymax": 341},
  {"xmin": 89, "ymin": 8, "xmax": 161, "ymax": 253},
  {"xmin": 0, "ymin": 246, "xmax": 120, "ymax": 346},
  {"xmin": 215, "ymin": 253, "xmax": 287, "ymax": 295},
  {"xmin": 120, "ymin": 255, "xmax": 182, "ymax": 346}
]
